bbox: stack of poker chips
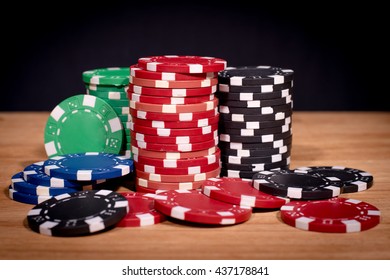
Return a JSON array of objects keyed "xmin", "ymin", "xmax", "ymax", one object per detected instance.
[
  {"xmin": 82, "ymin": 67, "xmax": 132, "ymax": 158},
  {"xmin": 9, "ymin": 152, "xmax": 134, "ymax": 205},
  {"xmin": 127, "ymin": 55, "xmax": 227, "ymax": 192},
  {"xmin": 217, "ymin": 66, "xmax": 294, "ymax": 179}
]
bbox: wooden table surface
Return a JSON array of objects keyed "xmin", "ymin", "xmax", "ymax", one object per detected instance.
[{"xmin": 0, "ymin": 111, "xmax": 389, "ymax": 260}]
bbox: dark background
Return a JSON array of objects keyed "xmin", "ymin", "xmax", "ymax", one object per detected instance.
[{"xmin": 1, "ymin": 1, "xmax": 387, "ymax": 111}]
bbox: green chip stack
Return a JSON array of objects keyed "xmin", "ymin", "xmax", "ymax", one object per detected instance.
[{"xmin": 82, "ymin": 67, "xmax": 131, "ymax": 158}]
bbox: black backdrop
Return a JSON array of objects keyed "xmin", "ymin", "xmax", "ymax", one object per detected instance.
[{"xmin": 1, "ymin": 1, "xmax": 388, "ymax": 111}]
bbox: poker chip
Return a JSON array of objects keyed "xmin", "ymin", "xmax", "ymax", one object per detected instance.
[
  {"xmin": 220, "ymin": 124, "xmax": 291, "ymax": 136},
  {"xmin": 11, "ymin": 172, "xmax": 81, "ymax": 196},
  {"xmin": 252, "ymin": 169, "xmax": 344, "ymax": 200},
  {"xmin": 135, "ymin": 185, "xmax": 169, "ymax": 194},
  {"xmin": 82, "ymin": 67, "xmax": 130, "ymax": 86},
  {"xmin": 27, "ymin": 190, "xmax": 129, "ymax": 236},
  {"xmin": 130, "ymin": 64, "xmax": 217, "ymax": 80},
  {"xmin": 133, "ymin": 148, "xmax": 221, "ymax": 168},
  {"xmin": 217, "ymin": 89, "xmax": 291, "ymax": 101},
  {"xmin": 23, "ymin": 161, "xmax": 81, "ymax": 188},
  {"xmin": 128, "ymin": 84, "xmax": 217, "ymax": 97},
  {"xmin": 221, "ymin": 145, "xmax": 291, "ymax": 157},
  {"xmin": 219, "ymin": 117, "xmax": 291, "ymax": 130},
  {"xmin": 136, "ymin": 167, "xmax": 220, "ymax": 183},
  {"xmin": 137, "ymin": 55, "xmax": 227, "ymax": 73},
  {"xmin": 129, "ymin": 122, "xmax": 218, "ymax": 137},
  {"xmin": 131, "ymin": 146, "xmax": 217, "ymax": 159},
  {"xmin": 136, "ymin": 177, "xmax": 205, "ymax": 190},
  {"xmin": 43, "ymin": 152, "xmax": 134, "ymax": 181},
  {"xmin": 130, "ymin": 99, "xmax": 218, "ymax": 113},
  {"xmin": 280, "ymin": 198, "xmax": 381, "ymax": 233},
  {"xmin": 219, "ymin": 103, "xmax": 293, "ymax": 115},
  {"xmin": 202, "ymin": 177, "xmax": 290, "ymax": 208},
  {"xmin": 129, "ymin": 76, "xmax": 218, "ymax": 89},
  {"xmin": 219, "ymin": 80, "xmax": 293, "ymax": 93},
  {"xmin": 130, "ymin": 107, "xmax": 218, "ymax": 121},
  {"xmin": 116, "ymin": 192, "xmax": 166, "ymax": 227},
  {"xmin": 218, "ymin": 95, "xmax": 292, "ymax": 108},
  {"xmin": 222, "ymin": 157, "xmax": 290, "ymax": 172},
  {"xmin": 132, "ymin": 137, "xmax": 218, "ymax": 152},
  {"xmin": 87, "ymin": 88, "xmax": 128, "ymax": 100},
  {"xmin": 135, "ymin": 160, "xmax": 220, "ymax": 175},
  {"xmin": 129, "ymin": 92, "xmax": 215, "ymax": 105},
  {"xmin": 222, "ymin": 152, "xmax": 290, "ymax": 165},
  {"xmin": 218, "ymin": 136, "xmax": 293, "ymax": 150},
  {"xmin": 131, "ymin": 114, "xmax": 219, "ymax": 129},
  {"xmin": 218, "ymin": 66, "xmax": 294, "ymax": 86},
  {"xmin": 219, "ymin": 111, "xmax": 292, "ymax": 122},
  {"xmin": 152, "ymin": 190, "xmax": 252, "ymax": 225},
  {"xmin": 44, "ymin": 94, "xmax": 124, "ymax": 157},
  {"xmin": 131, "ymin": 130, "xmax": 218, "ymax": 144},
  {"xmin": 9, "ymin": 186, "xmax": 52, "ymax": 205},
  {"xmin": 294, "ymin": 166, "xmax": 374, "ymax": 193},
  {"xmin": 219, "ymin": 131, "xmax": 292, "ymax": 143}
]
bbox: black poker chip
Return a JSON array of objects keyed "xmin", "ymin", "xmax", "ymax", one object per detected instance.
[
  {"xmin": 221, "ymin": 152, "xmax": 291, "ymax": 165},
  {"xmin": 294, "ymin": 166, "xmax": 374, "ymax": 193},
  {"xmin": 219, "ymin": 118, "xmax": 291, "ymax": 130},
  {"xmin": 218, "ymin": 135, "xmax": 293, "ymax": 150},
  {"xmin": 219, "ymin": 124, "xmax": 291, "ymax": 136},
  {"xmin": 27, "ymin": 190, "xmax": 129, "ymax": 236},
  {"xmin": 252, "ymin": 169, "xmax": 344, "ymax": 200},
  {"xmin": 219, "ymin": 80, "xmax": 293, "ymax": 93},
  {"xmin": 220, "ymin": 145, "xmax": 291, "ymax": 157},
  {"xmin": 216, "ymin": 89, "xmax": 292, "ymax": 101},
  {"xmin": 219, "ymin": 131, "xmax": 292, "ymax": 143},
  {"xmin": 219, "ymin": 103, "xmax": 293, "ymax": 115},
  {"xmin": 220, "ymin": 166, "xmax": 289, "ymax": 179},
  {"xmin": 222, "ymin": 157, "xmax": 291, "ymax": 172},
  {"xmin": 219, "ymin": 110, "xmax": 292, "ymax": 122}
]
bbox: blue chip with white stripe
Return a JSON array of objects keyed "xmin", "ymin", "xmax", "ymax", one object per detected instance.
[
  {"xmin": 8, "ymin": 186, "xmax": 52, "ymax": 205},
  {"xmin": 43, "ymin": 152, "xmax": 134, "ymax": 181}
]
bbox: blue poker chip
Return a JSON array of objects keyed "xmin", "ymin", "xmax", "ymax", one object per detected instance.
[
  {"xmin": 43, "ymin": 152, "xmax": 134, "ymax": 181},
  {"xmin": 8, "ymin": 186, "xmax": 52, "ymax": 205},
  {"xmin": 11, "ymin": 172, "xmax": 82, "ymax": 196},
  {"xmin": 23, "ymin": 161, "xmax": 81, "ymax": 188}
]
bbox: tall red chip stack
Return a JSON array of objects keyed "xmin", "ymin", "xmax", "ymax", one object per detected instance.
[{"xmin": 127, "ymin": 55, "xmax": 227, "ymax": 192}]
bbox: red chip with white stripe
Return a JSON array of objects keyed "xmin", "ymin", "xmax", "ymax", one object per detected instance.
[
  {"xmin": 117, "ymin": 192, "xmax": 166, "ymax": 227},
  {"xmin": 202, "ymin": 177, "xmax": 290, "ymax": 208},
  {"xmin": 151, "ymin": 189, "xmax": 252, "ymax": 225},
  {"xmin": 130, "ymin": 64, "xmax": 217, "ymax": 80},
  {"xmin": 280, "ymin": 198, "xmax": 381, "ymax": 233},
  {"xmin": 130, "ymin": 114, "xmax": 219, "ymax": 129}
]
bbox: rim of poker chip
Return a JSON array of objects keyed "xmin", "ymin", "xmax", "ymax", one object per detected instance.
[
  {"xmin": 130, "ymin": 107, "xmax": 218, "ymax": 121},
  {"xmin": 280, "ymin": 198, "xmax": 381, "ymax": 233},
  {"xmin": 131, "ymin": 114, "xmax": 219, "ymax": 129},
  {"xmin": 129, "ymin": 122, "xmax": 218, "ymax": 137},
  {"xmin": 87, "ymin": 89, "xmax": 128, "ymax": 99},
  {"xmin": 293, "ymin": 166, "xmax": 374, "ymax": 194},
  {"xmin": 43, "ymin": 152, "xmax": 134, "ymax": 181},
  {"xmin": 130, "ymin": 76, "xmax": 218, "ymax": 89},
  {"xmin": 27, "ymin": 190, "xmax": 129, "ymax": 236},
  {"xmin": 220, "ymin": 124, "xmax": 291, "ymax": 136},
  {"xmin": 202, "ymin": 177, "xmax": 290, "ymax": 208},
  {"xmin": 222, "ymin": 157, "xmax": 291, "ymax": 172},
  {"xmin": 131, "ymin": 130, "xmax": 218, "ymax": 144},
  {"xmin": 219, "ymin": 131, "xmax": 292, "ymax": 143},
  {"xmin": 136, "ymin": 167, "xmax": 220, "ymax": 183},
  {"xmin": 221, "ymin": 145, "xmax": 291, "ymax": 157},
  {"xmin": 151, "ymin": 189, "xmax": 252, "ymax": 225},
  {"xmin": 86, "ymin": 84, "xmax": 128, "ymax": 92},
  {"xmin": 219, "ymin": 95, "xmax": 292, "ymax": 108},
  {"xmin": 8, "ymin": 186, "xmax": 52, "ymax": 205},
  {"xmin": 97, "ymin": 98, "xmax": 129, "ymax": 107},
  {"xmin": 11, "ymin": 172, "xmax": 81, "ymax": 196},
  {"xmin": 44, "ymin": 95, "xmax": 123, "ymax": 158},
  {"xmin": 220, "ymin": 166, "xmax": 289, "ymax": 179},
  {"xmin": 131, "ymin": 146, "xmax": 217, "ymax": 159},
  {"xmin": 219, "ymin": 103, "xmax": 293, "ymax": 116},
  {"xmin": 135, "ymin": 160, "xmax": 220, "ymax": 175},
  {"xmin": 136, "ymin": 177, "xmax": 205, "ymax": 190},
  {"xmin": 219, "ymin": 110, "xmax": 292, "ymax": 122},
  {"xmin": 219, "ymin": 117, "xmax": 291, "ymax": 130},
  {"xmin": 128, "ymin": 84, "xmax": 217, "ymax": 97},
  {"xmin": 216, "ymin": 89, "xmax": 292, "ymax": 101},
  {"xmin": 116, "ymin": 192, "xmax": 166, "ymax": 227},
  {"xmin": 130, "ymin": 99, "xmax": 218, "ymax": 114},
  {"xmin": 218, "ymin": 80, "xmax": 293, "ymax": 93},
  {"xmin": 132, "ymin": 137, "xmax": 218, "ymax": 152},
  {"xmin": 218, "ymin": 135, "xmax": 293, "ymax": 150},
  {"xmin": 82, "ymin": 67, "xmax": 130, "ymax": 86},
  {"xmin": 137, "ymin": 55, "xmax": 227, "ymax": 73},
  {"xmin": 133, "ymin": 148, "xmax": 221, "ymax": 168},
  {"xmin": 221, "ymin": 152, "xmax": 291, "ymax": 165},
  {"xmin": 135, "ymin": 185, "xmax": 169, "ymax": 194},
  {"xmin": 252, "ymin": 169, "xmax": 344, "ymax": 200},
  {"xmin": 23, "ymin": 161, "xmax": 81, "ymax": 188},
  {"xmin": 218, "ymin": 66, "xmax": 294, "ymax": 86},
  {"xmin": 130, "ymin": 64, "xmax": 217, "ymax": 81},
  {"xmin": 128, "ymin": 92, "xmax": 214, "ymax": 105}
]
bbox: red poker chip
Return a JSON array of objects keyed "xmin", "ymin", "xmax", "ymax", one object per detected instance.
[
  {"xmin": 131, "ymin": 130, "xmax": 218, "ymax": 144},
  {"xmin": 128, "ymin": 122, "xmax": 218, "ymax": 137},
  {"xmin": 117, "ymin": 192, "xmax": 166, "ymax": 227},
  {"xmin": 131, "ymin": 145, "xmax": 217, "ymax": 159},
  {"xmin": 135, "ymin": 167, "xmax": 221, "ymax": 183},
  {"xmin": 136, "ymin": 177, "xmax": 204, "ymax": 190},
  {"xmin": 128, "ymin": 84, "xmax": 217, "ymax": 97},
  {"xmin": 130, "ymin": 64, "xmax": 217, "ymax": 81},
  {"xmin": 131, "ymin": 137, "xmax": 218, "ymax": 152},
  {"xmin": 280, "ymin": 198, "xmax": 381, "ymax": 233},
  {"xmin": 128, "ymin": 92, "xmax": 215, "ymax": 105},
  {"xmin": 130, "ymin": 99, "xmax": 218, "ymax": 114},
  {"xmin": 153, "ymin": 189, "xmax": 252, "ymax": 225},
  {"xmin": 135, "ymin": 160, "xmax": 220, "ymax": 175},
  {"xmin": 202, "ymin": 177, "xmax": 290, "ymax": 208},
  {"xmin": 130, "ymin": 107, "xmax": 218, "ymax": 122},
  {"xmin": 137, "ymin": 55, "xmax": 227, "ymax": 73},
  {"xmin": 135, "ymin": 185, "xmax": 169, "ymax": 194},
  {"xmin": 130, "ymin": 76, "xmax": 218, "ymax": 89},
  {"xmin": 131, "ymin": 114, "xmax": 219, "ymax": 129}
]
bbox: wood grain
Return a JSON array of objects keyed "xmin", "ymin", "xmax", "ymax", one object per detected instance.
[{"xmin": 0, "ymin": 111, "xmax": 389, "ymax": 260}]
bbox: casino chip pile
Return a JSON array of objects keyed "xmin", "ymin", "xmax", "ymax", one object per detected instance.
[
  {"xmin": 82, "ymin": 68, "xmax": 132, "ymax": 158},
  {"xmin": 127, "ymin": 55, "xmax": 227, "ymax": 192},
  {"xmin": 217, "ymin": 66, "xmax": 294, "ymax": 179},
  {"xmin": 9, "ymin": 152, "xmax": 134, "ymax": 205}
]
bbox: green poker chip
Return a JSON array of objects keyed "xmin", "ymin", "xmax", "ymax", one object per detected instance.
[
  {"xmin": 87, "ymin": 88, "xmax": 128, "ymax": 100},
  {"xmin": 44, "ymin": 94, "xmax": 124, "ymax": 157},
  {"xmin": 82, "ymin": 67, "xmax": 130, "ymax": 86}
]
